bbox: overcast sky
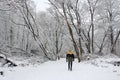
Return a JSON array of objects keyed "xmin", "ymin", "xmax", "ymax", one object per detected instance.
[{"xmin": 32, "ymin": 0, "xmax": 50, "ymax": 12}]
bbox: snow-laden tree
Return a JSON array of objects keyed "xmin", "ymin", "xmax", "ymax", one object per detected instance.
[
  {"xmin": 48, "ymin": 0, "xmax": 120, "ymax": 60},
  {"xmin": 36, "ymin": 11, "xmax": 65, "ymax": 60},
  {"xmin": 1, "ymin": 0, "xmax": 120, "ymax": 63},
  {"xmin": 95, "ymin": 0, "xmax": 120, "ymax": 54}
]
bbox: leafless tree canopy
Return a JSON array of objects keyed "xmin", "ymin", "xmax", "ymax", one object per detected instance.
[{"xmin": 0, "ymin": 0, "xmax": 120, "ymax": 63}]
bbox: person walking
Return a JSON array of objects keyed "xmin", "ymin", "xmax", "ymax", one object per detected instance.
[{"xmin": 66, "ymin": 50, "xmax": 74, "ymax": 71}]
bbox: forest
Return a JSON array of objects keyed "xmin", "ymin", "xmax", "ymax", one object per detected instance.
[{"xmin": 0, "ymin": 0, "xmax": 120, "ymax": 65}]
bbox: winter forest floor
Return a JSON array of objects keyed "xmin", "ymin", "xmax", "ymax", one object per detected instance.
[{"xmin": 0, "ymin": 55, "xmax": 120, "ymax": 80}]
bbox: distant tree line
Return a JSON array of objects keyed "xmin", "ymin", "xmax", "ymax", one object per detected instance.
[{"xmin": 0, "ymin": 0, "xmax": 120, "ymax": 62}]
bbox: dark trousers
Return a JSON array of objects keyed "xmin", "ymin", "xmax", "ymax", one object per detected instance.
[{"xmin": 68, "ymin": 61, "xmax": 73, "ymax": 71}]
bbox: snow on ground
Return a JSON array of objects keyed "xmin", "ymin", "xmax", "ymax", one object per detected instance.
[{"xmin": 0, "ymin": 56, "xmax": 120, "ymax": 80}]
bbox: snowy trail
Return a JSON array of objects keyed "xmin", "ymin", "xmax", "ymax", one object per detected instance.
[{"xmin": 0, "ymin": 58, "xmax": 120, "ymax": 80}]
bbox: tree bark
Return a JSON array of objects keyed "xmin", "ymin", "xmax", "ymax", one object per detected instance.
[{"xmin": 62, "ymin": 3, "xmax": 81, "ymax": 62}]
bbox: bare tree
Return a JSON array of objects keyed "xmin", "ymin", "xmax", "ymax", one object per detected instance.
[
  {"xmin": 103, "ymin": 0, "xmax": 120, "ymax": 54},
  {"xmin": 87, "ymin": 0, "xmax": 99, "ymax": 53},
  {"xmin": 48, "ymin": 0, "xmax": 82, "ymax": 62},
  {"xmin": 7, "ymin": 0, "xmax": 53, "ymax": 60}
]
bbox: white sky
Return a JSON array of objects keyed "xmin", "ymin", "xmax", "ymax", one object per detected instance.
[{"xmin": 32, "ymin": 0, "xmax": 50, "ymax": 12}]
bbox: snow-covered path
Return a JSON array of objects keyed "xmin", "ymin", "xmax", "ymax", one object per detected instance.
[{"xmin": 0, "ymin": 58, "xmax": 120, "ymax": 80}]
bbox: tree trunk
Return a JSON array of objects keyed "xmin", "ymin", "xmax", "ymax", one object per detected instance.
[{"xmin": 62, "ymin": 3, "xmax": 81, "ymax": 62}]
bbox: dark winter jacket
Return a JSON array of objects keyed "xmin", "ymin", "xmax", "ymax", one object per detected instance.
[{"xmin": 66, "ymin": 54, "xmax": 74, "ymax": 62}]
